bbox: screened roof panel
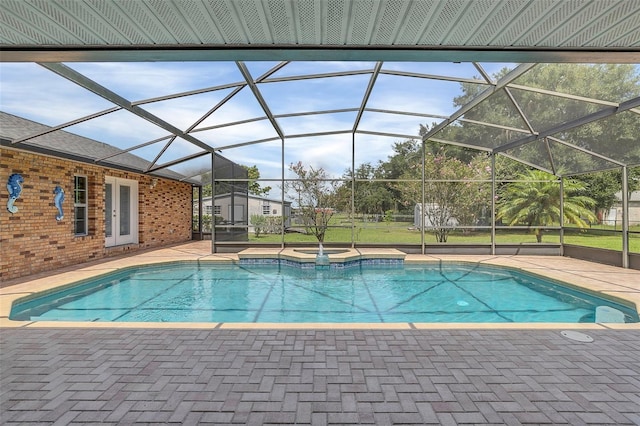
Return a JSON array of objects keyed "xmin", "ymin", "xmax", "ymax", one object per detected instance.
[
  {"xmin": 551, "ymin": 111, "xmax": 640, "ymax": 167},
  {"xmin": 191, "ymin": 86, "xmax": 267, "ymax": 129},
  {"xmin": 216, "ymin": 140, "xmax": 283, "ymax": 180},
  {"xmin": 140, "ymin": 89, "xmax": 239, "ymax": 131},
  {"xmin": 0, "ymin": 111, "xmax": 186, "ymax": 180},
  {"xmin": 357, "ymin": 111, "xmax": 425, "ymax": 138},
  {"xmin": 259, "ymin": 74, "xmax": 371, "ymax": 115},
  {"xmin": 546, "ymin": 139, "xmax": 622, "ymax": 175},
  {"xmin": 460, "ymin": 89, "xmax": 533, "ymax": 132},
  {"xmin": 0, "ymin": 63, "xmax": 116, "ymax": 124},
  {"xmin": 277, "ymin": 111, "xmax": 358, "ymax": 137},
  {"xmin": 506, "ymin": 64, "xmax": 640, "ymax": 104},
  {"xmin": 107, "ymin": 139, "xmax": 171, "ymax": 167},
  {"xmin": 65, "ymin": 62, "xmax": 245, "ymax": 100},
  {"xmin": 2, "ymin": 60, "xmax": 639, "ymax": 180},
  {"xmin": 366, "ymin": 73, "xmax": 468, "ymax": 117},
  {"xmin": 500, "ymin": 139, "xmax": 556, "ymax": 174},
  {"xmin": 508, "ymin": 87, "xmax": 607, "ymax": 131},
  {"xmin": 151, "ymin": 137, "xmax": 208, "ymax": 168},
  {"xmin": 437, "ymin": 120, "xmax": 514, "ymax": 151},
  {"xmin": 193, "ymin": 120, "xmax": 281, "ymax": 150},
  {"xmin": 151, "ymin": 151, "xmax": 211, "ymax": 179},
  {"xmin": 2, "ymin": 0, "xmax": 639, "ymax": 183}
]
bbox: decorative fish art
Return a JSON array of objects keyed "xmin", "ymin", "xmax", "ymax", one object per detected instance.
[
  {"xmin": 54, "ymin": 185, "xmax": 65, "ymax": 220},
  {"xmin": 6, "ymin": 173, "xmax": 24, "ymax": 214}
]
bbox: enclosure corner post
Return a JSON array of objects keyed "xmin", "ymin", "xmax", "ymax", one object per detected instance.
[
  {"xmin": 559, "ymin": 176, "xmax": 564, "ymax": 257},
  {"xmin": 351, "ymin": 133, "xmax": 356, "ymax": 249},
  {"xmin": 622, "ymin": 166, "xmax": 629, "ymax": 268},
  {"xmin": 198, "ymin": 184, "xmax": 203, "ymax": 238},
  {"xmin": 211, "ymin": 152, "xmax": 216, "ymax": 254},
  {"xmin": 421, "ymin": 140, "xmax": 426, "ymax": 255},
  {"xmin": 491, "ymin": 153, "xmax": 496, "ymax": 256},
  {"xmin": 281, "ymin": 137, "xmax": 285, "ymax": 250}
]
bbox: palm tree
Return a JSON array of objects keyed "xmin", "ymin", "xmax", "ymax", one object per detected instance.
[{"xmin": 497, "ymin": 170, "xmax": 597, "ymax": 242}]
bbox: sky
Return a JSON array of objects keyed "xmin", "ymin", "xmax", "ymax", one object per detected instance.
[{"xmin": 0, "ymin": 61, "xmax": 515, "ymax": 191}]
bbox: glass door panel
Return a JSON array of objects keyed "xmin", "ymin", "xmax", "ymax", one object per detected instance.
[{"xmin": 105, "ymin": 177, "xmax": 138, "ymax": 247}]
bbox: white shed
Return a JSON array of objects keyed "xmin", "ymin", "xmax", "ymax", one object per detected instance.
[{"xmin": 414, "ymin": 203, "xmax": 459, "ymax": 228}]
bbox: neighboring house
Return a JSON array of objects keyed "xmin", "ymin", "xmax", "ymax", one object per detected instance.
[
  {"xmin": 603, "ymin": 191, "xmax": 640, "ymax": 227},
  {"xmin": 1, "ymin": 112, "xmax": 209, "ymax": 280},
  {"xmin": 198, "ymin": 194, "xmax": 291, "ymax": 231}
]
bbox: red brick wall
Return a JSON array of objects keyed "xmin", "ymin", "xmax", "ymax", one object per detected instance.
[{"xmin": 1, "ymin": 147, "xmax": 193, "ymax": 281}]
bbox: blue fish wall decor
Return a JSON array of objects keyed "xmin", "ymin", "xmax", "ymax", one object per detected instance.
[
  {"xmin": 54, "ymin": 186, "xmax": 65, "ymax": 220},
  {"xmin": 6, "ymin": 173, "xmax": 24, "ymax": 214}
]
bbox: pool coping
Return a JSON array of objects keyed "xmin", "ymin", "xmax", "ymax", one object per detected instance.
[{"xmin": 2, "ymin": 242, "xmax": 640, "ymax": 330}]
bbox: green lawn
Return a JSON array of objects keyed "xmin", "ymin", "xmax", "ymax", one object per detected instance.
[{"xmin": 248, "ymin": 218, "xmax": 640, "ymax": 253}]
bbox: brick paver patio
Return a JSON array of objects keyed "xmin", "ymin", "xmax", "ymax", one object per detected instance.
[{"xmin": 1, "ymin": 328, "xmax": 639, "ymax": 425}]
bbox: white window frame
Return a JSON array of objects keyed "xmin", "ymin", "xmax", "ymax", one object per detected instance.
[
  {"xmin": 263, "ymin": 204, "xmax": 271, "ymax": 215},
  {"xmin": 214, "ymin": 205, "xmax": 221, "ymax": 215},
  {"xmin": 74, "ymin": 175, "xmax": 88, "ymax": 236}
]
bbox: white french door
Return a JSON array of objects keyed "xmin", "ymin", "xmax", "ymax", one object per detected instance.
[{"xmin": 105, "ymin": 177, "xmax": 138, "ymax": 247}]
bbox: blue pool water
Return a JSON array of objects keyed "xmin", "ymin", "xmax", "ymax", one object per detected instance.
[{"xmin": 10, "ymin": 262, "xmax": 639, "ymax": 323}]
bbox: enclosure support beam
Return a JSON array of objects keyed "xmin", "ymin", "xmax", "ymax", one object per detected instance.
[
  {"xmin": 491, "ymin": 153, "xmax": 496, "ymax": 256},
  {"xmin": 38, "ymin": 62, "xmax": 216, "ymax": 155},
  {"xmin": 421, "ymin": 63, "xmax": 536, "ymax": 142},
  {"xmin": 421, "ymin": 141, "xmax": 426, "ymax": 255},
  {"xmin": 211, "ymin": 152, "xmax": 216, "ymax": 254},
  {"xmin": 352, "ymin": 62, "xmax": 383, "ymax": 132},
  {"xmin": 559, "ymin": 177, "xmax": 564, "ymax": 256},
  {"xmin": 11, "ymin": 107, "xmax": 121, "ymax": 145},
  {"xmin": 622, "ymin": 166, "xmax": 629, "ymax": 268},
  {"xmin": 495, "ymin": 96, "xmax": 640, "ymax": 154},
  {"xmin": 197, "ymin": 185, "xmax": 203, "ymax": 239},
  {"xmin": 236, "ymin": 61, "xmax": 285, "ymax": 140},
  {"xmin": 281, "ymin": 137, "xmax": 285, "ymax": 250},
  {"xmin": 351, "ymin": 133, "xmax": 356, "ymax": 249}
]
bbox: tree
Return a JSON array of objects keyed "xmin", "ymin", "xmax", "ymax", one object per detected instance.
[
  {"xmin": 497, "ymin": 170, "xmax": 597, "ymax": 242},
  {"xmin": 574, "ymin": 170, "xmax": 620, "ymax": 218},
  {"xmin": 243, "ymin": 165, "xmax": 272, "ymax": 196},
  {"xmin": 339, "ymin": 163, "xmax": 394, "ymax": 219},
  {"xmin": 284, "ymin": 161, "xmax": 338, "ymax": 243},
  {"xmin": 250, "ymin": 214, "xmax": 267, "ymax": 237},
  {"xmin": 395, "ymin": 143, "xmax": 492, "ymax": 242},
  {"xmin": 453, "ymin": 64, "xmax": 640, "ymax": 174}
]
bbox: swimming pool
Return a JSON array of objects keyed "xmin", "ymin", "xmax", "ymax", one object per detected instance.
[{"xmin": 9, "ymin": 262, "xmax": 639, "ymax": 323}]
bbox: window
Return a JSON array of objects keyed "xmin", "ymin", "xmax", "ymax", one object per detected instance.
[
  {"xmin": 74, "ymin": 175, "xmax": 88, "ymax": 235},
  {"xmin": 205, "ymin": 205, "xmax": 212, "ymax": 214},
  {"xmin": 214, "ymin": 205, "xmax": 221, "ymax": 215},
  {"xmin": 263, "ymin": 204, "xmax": 271, "ymax": 215}
]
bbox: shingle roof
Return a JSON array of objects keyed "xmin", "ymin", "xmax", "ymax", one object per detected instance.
[{"xmin": 0, "ymin": 111, "xmax": 187, "ymax": 181}]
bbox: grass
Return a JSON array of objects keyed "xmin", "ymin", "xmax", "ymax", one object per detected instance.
[{"xmin": 248, "ymin": 218, "xmax": 640, "ymax": 253}]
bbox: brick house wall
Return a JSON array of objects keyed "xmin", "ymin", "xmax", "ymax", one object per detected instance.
[{"xmin": 1, "ymin": 147, "xmax": 193, "ymax": 281}]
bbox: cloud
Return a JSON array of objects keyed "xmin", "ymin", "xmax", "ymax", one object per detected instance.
[
  {"xmin": 0, "ymin": 63, "xmax": 115, "ymax": 124},
  {"xmin": 259, "ymin": 73, "xmax": 370, "ymax": 114},
  {"xmin": 1, "ymin": 61, "xmax": 479, "ymax": 176},
  {"xmin": 67, "ymin": 62, "xmax": 243, "ymax": 100}
]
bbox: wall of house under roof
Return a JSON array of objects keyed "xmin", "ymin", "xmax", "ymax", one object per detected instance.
[{"xmin": 1, "ymin": 147, "xmax": 193, "ymax": 281}]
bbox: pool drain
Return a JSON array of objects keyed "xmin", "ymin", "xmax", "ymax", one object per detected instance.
[{"xmin": 560, "ymin": 330, "xmax": 594, "ymax": 343}]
